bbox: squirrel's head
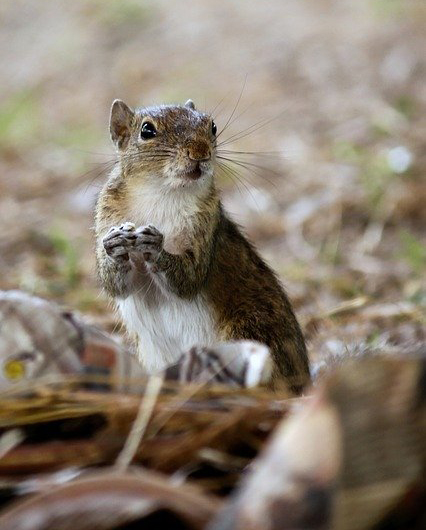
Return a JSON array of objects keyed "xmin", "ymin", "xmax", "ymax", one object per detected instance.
[{"xmin": 110, "ymin": 99, "xmax": 217, "ymax": 190}]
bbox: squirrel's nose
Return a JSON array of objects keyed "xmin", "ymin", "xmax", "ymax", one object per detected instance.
[{"xmin": 186, "ymin": 142, "xmax": 211, "ymax": 162}]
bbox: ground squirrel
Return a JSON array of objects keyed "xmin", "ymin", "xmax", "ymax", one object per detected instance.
[{"xmin": 95, "ymin": 99, "xmax": 310, "ymax": 393}]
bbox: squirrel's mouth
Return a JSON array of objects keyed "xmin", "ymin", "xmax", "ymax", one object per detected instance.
[{"xmin": 183, "ymin": 162, "xmax": 203, "ymax": 180}]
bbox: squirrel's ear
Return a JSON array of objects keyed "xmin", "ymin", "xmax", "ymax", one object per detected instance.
[
  {"xmin": 184, "ymin": 99, "xmax": 195, "ymax": 110},
  {"xmin": 110, "ymin": 99, "xmax": 135, "ymax": 149}
]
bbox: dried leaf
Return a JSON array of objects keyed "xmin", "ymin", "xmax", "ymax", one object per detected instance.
[{"xmin": 0, "ymin": 469, "xmax": 221, "ymax": 530}]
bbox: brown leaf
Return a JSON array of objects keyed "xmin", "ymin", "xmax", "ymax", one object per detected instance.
[
  {"xmin": 209, "ymin": 354, "xmax": 425, "ymax": 530},
  {"xmin": 0, "ymin": 469, "xmax": 221, "ymax": 530}
]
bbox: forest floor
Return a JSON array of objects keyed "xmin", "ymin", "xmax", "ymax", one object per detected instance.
[{"xmin": 0, "ymin": 0, "xmax": 425, "ymax": 365}]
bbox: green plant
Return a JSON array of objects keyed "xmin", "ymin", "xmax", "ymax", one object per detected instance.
[
  {"xmin": 0, "ymin": 90, "xmax": 41, "ymax": 148},
  {"xmin": 399, "ymin": 230, "xmax": 426, "ymax": 275},
  {"xmin": 49, "ymin": 230, "xmax": 81, "ymax": 288}
]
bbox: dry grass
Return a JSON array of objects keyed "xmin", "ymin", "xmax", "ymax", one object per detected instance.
[{"xmin": 0, "ymin": 375, "xmax": 292, "ymax": 495}]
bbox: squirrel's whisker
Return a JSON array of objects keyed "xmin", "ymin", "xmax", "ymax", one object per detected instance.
[
  {"xmin": 215, "ymin": 75, "xmax": 248, "ymax": 140},
  {"xmin": 216, "ymin": 161, "xmax": 264, "ymax": 212},
  {"xmin": 216, "ymin": 107, "xmax": 289, "ymax": 148},
  {"xmin": 216, "ymin": 161, "xmax": 269, "ymax": 199},
  {"xmin": 216, "ymin": 156, "xmax": 280, "ymax": 189},
  {"xmin": 217, "ymin": 149, "xmax": 287, "ymax": 159}
]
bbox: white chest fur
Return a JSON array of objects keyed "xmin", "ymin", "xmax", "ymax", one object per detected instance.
[
  {"xmin": 127, "ymin": 183, "xmax": 202, "ymax": 252},
  {"xmin": 118, "ymin": 181, "xmax": 218, "ymax": 372},
  {"xmin": 118, "ymin": 293, "xmax": 217, "ymax": 372}
]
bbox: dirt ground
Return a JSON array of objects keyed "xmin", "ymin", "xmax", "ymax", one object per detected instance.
[{"xmin": 0, "ymin": 0, "xmax": 425, "ymax": 364}]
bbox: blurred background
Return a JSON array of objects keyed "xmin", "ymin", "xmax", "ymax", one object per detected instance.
[{"xmin": 0, "ymin": 0, "xmax": 425, "ymax": 361}]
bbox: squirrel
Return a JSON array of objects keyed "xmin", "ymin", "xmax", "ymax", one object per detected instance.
[{"xmin": 95, "ymin": 99, "xmax": 310, "ymax": 394}]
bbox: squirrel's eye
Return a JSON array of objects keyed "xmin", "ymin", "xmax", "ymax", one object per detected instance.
[
  {"xmin": 211, "ymin": 121, "xmax": 217, "ymax": 136},
  {"xmin": 141, "ymin": 122, "xmax": 157, "ymax": 139}
]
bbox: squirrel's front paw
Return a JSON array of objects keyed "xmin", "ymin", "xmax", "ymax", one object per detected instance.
[
  {"xmin": 103, "ymin": 222, "xmax": 137, "ymax": 261},
  {"xmin": 134, "ymin": 224, "xmax": 164, "ymax": 263}
]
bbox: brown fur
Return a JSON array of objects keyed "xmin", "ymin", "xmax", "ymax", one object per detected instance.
[{"xmin": 208, "ymin": 210, "xmax": 310, "ymax": 392}]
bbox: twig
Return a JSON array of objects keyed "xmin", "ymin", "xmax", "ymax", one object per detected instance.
[
  {"xmin": 114, "ymin": 374, "xmax": 164, "ymax": 472},
  {"xmin": 321, "ymin": 296, "xmax": 369, "ymax": 318},
  {"xmin": 0, "ymin": 429, "xmax": 25, "ymax": 460}
]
